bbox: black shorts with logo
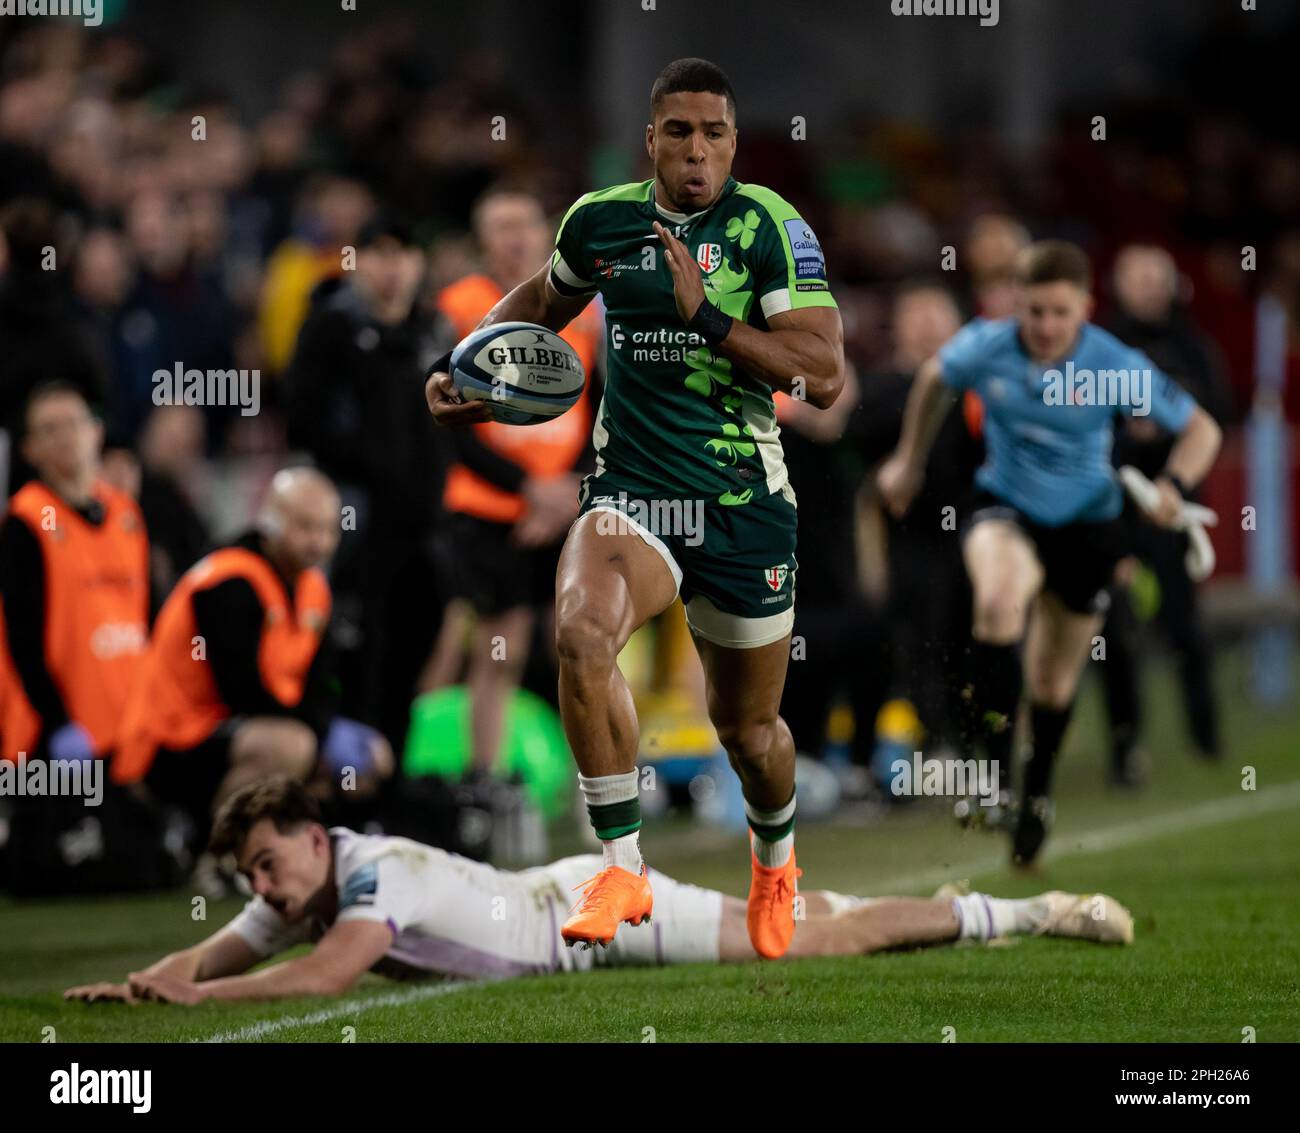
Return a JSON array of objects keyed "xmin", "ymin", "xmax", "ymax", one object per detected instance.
[{"xmin": 961, "ymin": 489, "xmax": 1132, "ymax": 615}]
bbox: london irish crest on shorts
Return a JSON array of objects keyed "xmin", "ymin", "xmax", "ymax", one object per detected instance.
[{"xmin": 765, "ymin": 563, "xmax": 789, "ymax": 592}]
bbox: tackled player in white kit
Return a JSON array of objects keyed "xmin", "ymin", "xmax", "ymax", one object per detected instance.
[{"xmin": 65, "ymin": 779, "xmax": 1133, "ymax": 1005}]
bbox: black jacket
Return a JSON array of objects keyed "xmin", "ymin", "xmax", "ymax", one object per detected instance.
[{"xmin": 284, "ymin": 279, "xmax": 451, "ymax": 538}]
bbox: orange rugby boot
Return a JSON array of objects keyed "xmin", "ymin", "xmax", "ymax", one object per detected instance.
[
  {"xmin": 560, "ymin": 865, "xmax": 653, "ymax": 950},
  {"xmin": 747, "ymin": 849, "xmax": 801, "ymax": 959}
]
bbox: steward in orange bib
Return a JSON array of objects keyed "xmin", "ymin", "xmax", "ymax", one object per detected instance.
[
  {"xmin": 114, "ymin": 468, "xmax": 393, "ymax": 841},
  {"xmin": 0, "ymin": 383, "xmax": 148, "ymax": 765},
  {"xmin": 421, "ymin": 187, "xmax": 600, "ymax": 775}
]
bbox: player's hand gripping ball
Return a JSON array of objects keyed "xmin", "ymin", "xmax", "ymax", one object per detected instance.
[{"xmin": 448, "ymin": 322, "xmax": 586, "ymax": 426}]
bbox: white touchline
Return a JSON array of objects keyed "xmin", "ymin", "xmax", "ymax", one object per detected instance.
[
  {"xmin": 869, "ymin": 779, "xmax": 1300, "ymax": 897},
  {"xmin": 199, "ymin": 981, "xmax": 483, "ymax": 1043}
]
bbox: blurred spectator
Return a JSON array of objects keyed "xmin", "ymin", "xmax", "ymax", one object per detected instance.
[
  {"xmin": 248, "ymin": 109, "xmax": 313, "ymax": 258},
  {"xmin": 113, "ymin": 468, "xmax": 393, "ymax": 853},
  {"xmin": 283, "ymin": 214, "xmax": 449, "ymax": 752},
  {"xmin": 0, "ymin": 199, "xmax": 111, "ymax": 489},
  {"xmin": 962, "ymin": 213, "xmax": 1031, "ymax": 319},
  {"xmin": 776, "ymin": 365, "xmax": 888, "ymax": 770},
  {"xmin": 102, "ymin": 407, "xmax": 212, "ymax": 606},
  {"xmin": 74, "ymin": 225, "xmax": 133, "ymax": 338},
  {"xmin": 136, "ymin": 408, "xmax": 210, "ymax": 587},
  {"xmin": 0, "ymin": 383, "xmax": 148, "ymax": 764},
  {"xmin": 1108, "ymin": 245, "xmax": 1235, "ymax": 425},
  {"xmin": 258, "ymin": 174, "xmax": 373, "ymax": 376},
  {"xmin": 852, "ymin": 282, "xmax": 982, "ymax": 752},
  {"xmin": 113, "ymin": 190, "xmax": 239, "ymax": 445},
  {"xmin": 1100, "ymin": 245, "xmax": 1231, "ymax": 781}
]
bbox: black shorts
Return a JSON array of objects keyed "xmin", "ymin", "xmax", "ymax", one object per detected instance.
[
  {"xmin": 144, "ymin": 718, "xmax": 241, "ymax": 827},
  {"xmin": 449, "ymin": 513, "xmax": 561, "ymax": 616},
  {"xmin": 961, "ymin": 489, "xmax": 1131, "ymax": 615}
]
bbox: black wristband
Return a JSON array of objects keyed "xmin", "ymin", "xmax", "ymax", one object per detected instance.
[
  {"xmin": 688, "ymin": 298, "xmax": 734, "ymax": 346},
  {"xmin": 1163, "ymin": 472, "xmax": 1192, "ymax": 500}
]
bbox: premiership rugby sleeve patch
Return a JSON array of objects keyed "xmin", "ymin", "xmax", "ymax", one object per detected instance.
[{"xmin": 782, "ymin": 218, "xmax": 827, "ymax": 282}]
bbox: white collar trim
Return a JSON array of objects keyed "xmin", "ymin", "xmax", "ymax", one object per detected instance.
[{"xmin": 648, "ymin": 180, "xmax": 722, "ymax": 224}]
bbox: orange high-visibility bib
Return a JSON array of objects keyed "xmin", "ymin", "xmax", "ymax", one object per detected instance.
[
  {"xmin": 112, "ymin": 546, "xmax": 331, "ymax": 783},
  {"xmin": 0, "ymin": 480, "xmax": 149, "ymax": 761}
]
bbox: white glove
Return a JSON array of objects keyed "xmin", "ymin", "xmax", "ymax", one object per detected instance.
[{"xmin": 1117, "ymin": 465, "xmax": 1218, "ymax": 582}]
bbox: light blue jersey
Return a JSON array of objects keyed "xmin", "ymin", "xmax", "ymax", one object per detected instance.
[{"xmin": 938, "ymin": 318, "xmax": 1196, "ymax": 526}]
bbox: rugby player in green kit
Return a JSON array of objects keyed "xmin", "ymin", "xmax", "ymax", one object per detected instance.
[{"xmin": 427, "ymin": 58, "xmax": 845, "ymax": 958}]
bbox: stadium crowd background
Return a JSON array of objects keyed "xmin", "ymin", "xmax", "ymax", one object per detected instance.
[{"xmin": 0, "ymin": 2, "xmax": 1296, "ymax": 868}]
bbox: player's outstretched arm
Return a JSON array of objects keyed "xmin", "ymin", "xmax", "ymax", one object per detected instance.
[
  {"xmin": 426, "ymin": 262, "xmax": 593, "ymax": 427},
  {"xmin": 876, "ymin": 354, "xmax": 956, "ymax": 518},
  {"xmin": 63, "ymin": 927, "xmax": 264, "ymax": 1005},
  {"xmin": 126, "ymin": 920, "xmax": 394, "ymax": 1005}
]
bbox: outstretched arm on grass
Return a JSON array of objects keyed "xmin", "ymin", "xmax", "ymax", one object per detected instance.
[
  {"xmin": 65, "ymin": 918, "xmax": 391, "ymax": 1006},
  {"xmin": 124, "ymin": 921, "xmax": 393, "ymax": 1004},
  {"xmin": 64, "ymin": 925, "xmax": 266, "ymax": 1005}
]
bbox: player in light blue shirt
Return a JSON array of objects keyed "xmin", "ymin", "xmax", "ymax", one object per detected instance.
[
  {"xmin": 878, "ymin": 240, "xmax": 1221, "ymax": 865},
  {"xmin": 937, "ymin": 316, "xmax": 1196, "ymax": 526}
]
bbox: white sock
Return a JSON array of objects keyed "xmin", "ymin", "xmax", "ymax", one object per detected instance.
[
  {"xmin": 745, "ymin": 793, "xmax": 796, "ymax": 868},
  {"xmin": 578, "ymin": 770, "xmax": 643, "ymax": 874},
  {"xmin": 951, "ymin": 893, "xmax": 1029, "ymax": 940},
  {"xmin": 602, "ymin": 830, "xmax": 643, "ymax": 873}
]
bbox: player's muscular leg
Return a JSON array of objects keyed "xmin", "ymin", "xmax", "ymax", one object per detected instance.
[
  {"xmin": 1024, "ymin": 591, "xmax": 1103, "ymax": 709},
  {"xmin": 554, "ymin": 512, "xmax": 678, "ymax": 776},
  {"xmin": 964, "ymin": 520, "xmax": 1044, "ymax": 643},
  {"xmin": 694, "ymin": 635, "xmax": 795, "ymax": 808}
]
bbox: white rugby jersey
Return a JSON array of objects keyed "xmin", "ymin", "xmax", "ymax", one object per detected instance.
[{"xmin": 227, "ymin": 827, "xmax": 584, "ymax": 979}]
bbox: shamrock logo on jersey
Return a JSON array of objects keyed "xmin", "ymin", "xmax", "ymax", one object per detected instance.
[
  {"xmin": 705, "ymin": 421, "xmax": 756, "ymax": 467},
  {"xmin": 684, "ymin": 348, "xmax": 744, "ymax": 414},
  {"xmin": 718, "ymin": 488, "xmax": 754, "ymax": 507},
  {"xmin": 725, "ymin": 208, "xmax": 762, "ymax": 250},
  {"xmin": 701, "ymin": 257, "xmax": 752, "ymax": 320}
]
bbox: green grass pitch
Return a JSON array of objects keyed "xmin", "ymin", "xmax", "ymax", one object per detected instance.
[{"xmin": 2, "ymin": 657, "xmax": 1297, "ymax": 1042}]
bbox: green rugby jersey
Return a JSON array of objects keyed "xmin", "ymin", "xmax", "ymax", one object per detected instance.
[{"xmin": 548, "ymin": 176, "xmax": 838, "ymax": 506}]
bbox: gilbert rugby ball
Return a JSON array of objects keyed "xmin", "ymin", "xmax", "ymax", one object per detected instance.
[{"xmin": 450, "ymin": 321, "xmax": 585, "ymax": 425}]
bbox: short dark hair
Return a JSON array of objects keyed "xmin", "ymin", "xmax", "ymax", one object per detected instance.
[
  {"xmin": 1015, "ymin": 240, "xmax": 1092, "ymax": 291},
  {"xmin": 23, "ymin": 380, "xmax": 93, "ymax": 434},
  {"xmin": 650, "ymin": 58, "xmax": 736, "ymax": 122},
  {"xmin": 209, "ymin": 777, "xmax": 322, "ymax": 858},
  {"xmin": 357, "ymin": 210, "xmax": 421, "ymax": 251}
]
